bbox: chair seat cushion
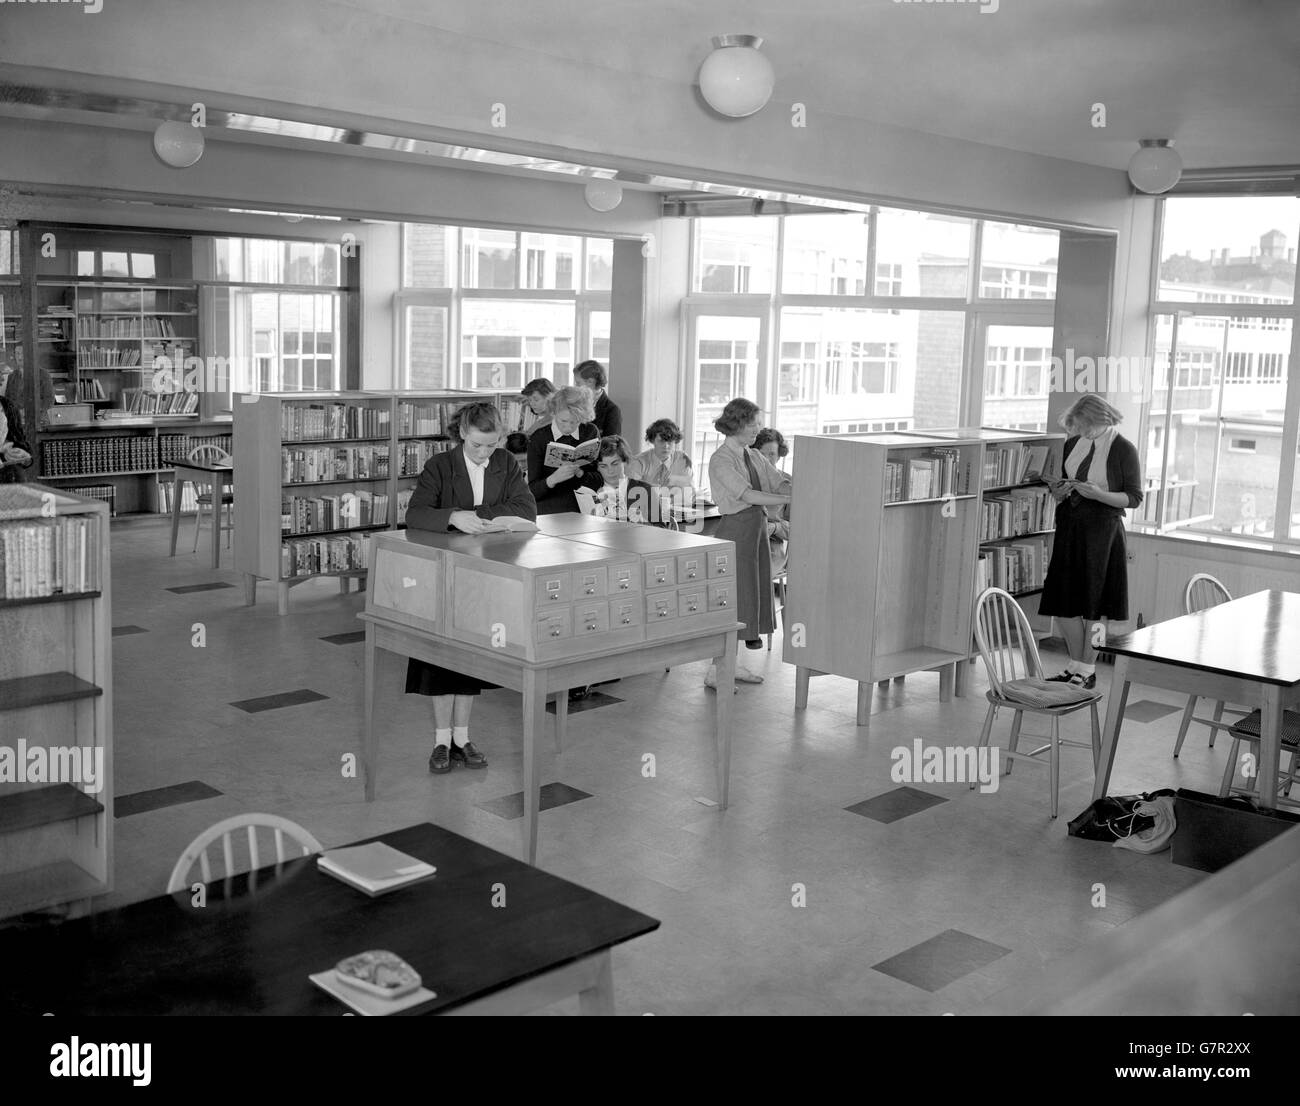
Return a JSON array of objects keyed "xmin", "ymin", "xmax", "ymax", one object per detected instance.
[
  {"xmin": 1228, "ymin": 709, "xmax": 1300, "ymax": 747},
  {"xmin": 195, "ymin": 493, "xmax": 235, "ymax": 504},
  {"xmin": 1000, "ymin": 677, "xmax": 1100, "ymax": 709}
]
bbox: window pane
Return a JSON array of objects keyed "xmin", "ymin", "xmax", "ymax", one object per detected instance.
[
  {"xmin": 979, "ymin": 222, "xmax": 1058, "ymax": 299},
  {"xmin": 462, "ymin": 228, "xmax": 517, "ymax": 290},
  {"xmin": 102, "ymin": 252, "xmax": 129, "ymax": 278},
  {"xmin": 1158, "ymin": 196, "xmax": 1299, "ymax": 305},
  {"xmin": 875, "ymin": 208, "xmax": 973, "ymax": 298},
  {"xmin": 403, "ymin": 224, "xmax": 456, "ymax": 288},
  {"xmin": 521, "ymin": 233, "xmax": 580, "ymax": 290},
  {"xmin": 130, "ymin": 253, "xmax": 157, "ymax": 279},
  {"xmin": 75, "ymin": 250, "xmax": 94, "ymax": 277},
  {"xmin": 585, "ymin": 239, "xmax": 613, "ymax": 291},
  {"xmin": 780, "ymin": 213, "xmax": 869, "ymax": 295},
  {"xmin": 693, "ymin": 218, "xmax": 776, "ymax": 293},
  {"xmin": 588, "ymin": 310, "xmax": 610, "ymax": 362},
  {"xmin": 980, "ymin": 324, "xmax": 1053, "ymax": 431},
  {"xmin": 692, "ymin": 314, "xmax": 760, "ymax": 477},
  {"xmin": 287, "ymin": 242, "xmax": 316, "ymax": 285},
  {"xmin": 460, "ymin": 298, "xmax": 574, "ymax": 391}
]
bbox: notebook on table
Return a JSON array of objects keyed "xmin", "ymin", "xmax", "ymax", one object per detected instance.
[{"xmin": 317, "ymin": 842, "xmax": 436, "ymax": 896}]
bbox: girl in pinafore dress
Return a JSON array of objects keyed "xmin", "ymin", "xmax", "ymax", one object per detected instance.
[{"xmin": 1038, "ymin": 395, "xmax": 1143, "ymax": 690}]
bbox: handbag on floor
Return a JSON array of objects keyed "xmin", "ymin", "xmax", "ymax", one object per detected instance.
[{"xmin": 1067, "ymin": 789, "xmax": 1177, "ymax": 842}]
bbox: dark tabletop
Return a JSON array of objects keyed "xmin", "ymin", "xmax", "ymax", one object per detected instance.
[
  {"xmin": 1104, "ymin": 589, "xmax": 1300, "ymax": 687},
  {"xmin": 0, "ymin": 823, "xmax": 658, "ymax": 1016}
]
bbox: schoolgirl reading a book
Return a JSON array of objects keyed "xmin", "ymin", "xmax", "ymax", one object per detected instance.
[
  {"xmin": 526, "ymin": 385, "xmax": 599, "ymax": 515},
  {"xmin": 578, "ymin": 435, "xmax": 663, "ymax": 525},
  {"xmin": 403, "ymin": 400, "xmax": 537, "ymax": 774}
]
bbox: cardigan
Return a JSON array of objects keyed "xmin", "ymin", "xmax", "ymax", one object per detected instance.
[
  {"xmin": 526, "ymin": 422, "xmax": 600, "ymax": 514},
  {"xmin": 1061, "ymin": 433, "xmax": 1143, "ymax": 512},
  {"xmin": 404, "ymin": 444, "xmax": 536, "ymax": 532}
]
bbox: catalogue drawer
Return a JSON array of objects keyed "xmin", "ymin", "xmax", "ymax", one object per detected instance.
[
  {"xmin": 573, "ymin": 600, "xmax": 610, "ymax": 636},
  {"xmin": 572, "ymin": 566, "xmax": 608, "ymax": 600},
  {"xmin": 609, "ymin": 596, "xmax": 643, "ymax": 629},
  {"xmin": 676, "ymin": 552, "xmax": 706, "ymax": 584},
  {"xmin": 535, "ymin": 608, "xmax": 573, "ymax": 643},
  {"xmin": 608, "ymin": 560, "xmax": 641, "ymax": 595},
  {"xmin": 707, "ymin": 548, "xmax": 733, "ymax": 579},
  {"xmin": 707, "ymin": 581, "xmax": 734, "ymax": 612},
  {"xmin": 645, "ymin": 591, "xmax": 677, "ymax": 623},
  {"xmin": 644, "ymin": 556, "xmax": 676, "ymax": 589},
  {"xmin": 534, "ymin": 570, "xmax": 571, "ymax": 609},
  {"xmin": 678, "ymin": 586, "xmax": 707, "ymax": 617}
]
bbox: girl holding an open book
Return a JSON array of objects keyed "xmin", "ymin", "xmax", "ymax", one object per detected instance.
[
  {"xmin": 403, "ymin": 401, "xmax": 537, "ymax": 774},
  {"xmin": 526, "ymin": 385, "xmax": 600, "ymax": 515}
]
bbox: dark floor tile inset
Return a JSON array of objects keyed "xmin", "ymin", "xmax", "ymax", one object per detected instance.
[
  {"xmin": 872, "ymin": 929, "xmax": 1012, "ymax": 993},
  {"xmin": 230, "ymin": 688, "xmax": 329, "ymax": 713},
  {"xmin": 166, "ymin": 582, "xmax": 237, "ymax": 594},
  {"xmin": 1123, "ymin": 699, "xmax": 1184, "ymax": 724},
  {"xmin": 320, "ymin": 630, "xmax": 366, "ymax": 645},
  {"xmin": 112, "ymin": 625, "xmax": 149, "ymax": 637},
  {"xmin": 845, "ymin": 786, "xmax": 948, "ymax": 824},
  {"xmin": 115, "ymin": 780, "xmax": 223, "ymax": 819},
  {"xmin": 477, "ymin": 782, "xmax": 593, "ymax": 821},
  {"xmin": 547, "ymin": 691, "xmax": 623, "ymax": 715}
]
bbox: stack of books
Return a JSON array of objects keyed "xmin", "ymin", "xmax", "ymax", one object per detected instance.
[
  {"xmin": 280, "ymin": 532, "xmax": 372, "ymax": 578},
  {"xmin": 982, "ymin": 443, "xmax": 1051, "ymax": 488}
]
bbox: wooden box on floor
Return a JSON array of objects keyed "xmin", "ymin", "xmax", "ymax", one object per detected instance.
[
  {"xmin": 785, "ymin": 433, "xmax": 982, "ymax": 724},
  {"xmin": 0, "ymin": 483, "xmax": 113, "ymax": 919},
  {"xmin": 365, "ymin": 521, "xmax": 737, "ymax": 662}
]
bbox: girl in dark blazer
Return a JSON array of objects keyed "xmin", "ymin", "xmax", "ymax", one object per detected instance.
[
  {"xmin": 1038, "ymin": 394, "xmax": 1143, "ymax": 690},
  {"xmin": 404, "ymin": 401, "xmax": 537, "ymax": 773},
  {"xmin": 526, "ymin": 384, "xmax": 599, "ymax": 514},
  {"xmin": 578, "ymin": 435, "xmax": 666, "ymax": 525},
  {"xmin": 0, "ymin": 364, "xmax": 34, "ymax": 484}
]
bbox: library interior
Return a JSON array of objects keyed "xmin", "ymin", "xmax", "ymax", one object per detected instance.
[{"xmin": 0, "ymin": 0, "xmax": 1298, "ymax": 1019}]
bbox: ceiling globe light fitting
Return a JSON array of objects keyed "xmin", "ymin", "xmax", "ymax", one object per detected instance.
[
  {"xmin": 1127, "ymin": 139, "xmax": 1182, "ymax": 195},
  {"xmin": 699, "ymin": 34, "xmax": 775, "ymax": 118},
  {"xmin": 583, "ymin": 179, "xmax": 624, "ymax": 212},
  {"xmin": 153, "ymin": 120, "xmax": 205, "ymax": 169}
]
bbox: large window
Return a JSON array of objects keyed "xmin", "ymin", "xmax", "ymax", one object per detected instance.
[
  {"xmin": 399, "ymin": 224, "xmax": 612, "ymax": 391},
  {"xmin": 1143, "ymin": 196, "xmax": 1300, "ymax": 543}
]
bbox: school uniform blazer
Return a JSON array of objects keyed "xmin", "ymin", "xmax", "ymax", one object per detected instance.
[
  {"xmin": 593, "ymin": 392, "xmax": 623, "ymax": 438},
  {"xmin": 527, "ymin": 422, "xmax": 599, "ymax": 513},
  {"xmin": 404, "ymin": 445, "xmax": 536, "ymax": 533},
  {"xmin": 1062, "ymin": 433, "xmax": 1144, "ymax": 512}
]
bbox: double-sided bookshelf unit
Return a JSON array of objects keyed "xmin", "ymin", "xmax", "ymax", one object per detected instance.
[
  {"xmin": 785, "ymin": 432, "xmax": 984, "ymax": 724},
  {"xmin": 0, "ymin": 484, "xmax": 112, "ymax": 919},
  {"xmin": 235, "ymin": 390, "xmax": 520, "ymax": 614}
]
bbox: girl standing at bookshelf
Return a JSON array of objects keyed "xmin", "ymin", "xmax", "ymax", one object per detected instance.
[
  {"xmin": 706, "ymin": 399, "xmax": 791, "ymax": 687},
  {"xmin": 0, "ymin": 362, "xmax": 33, "ymax": 484},
  {"xmin": 1038, "ymin": 395, "xmax": 1143, "ymax": 690},
  {"xmin": 404, "ymin": 401, "xmax": 537, "ymax": 773},
  {"xmin": 526, "ymin": 385, "xmax": 599, "ymax": 515}
]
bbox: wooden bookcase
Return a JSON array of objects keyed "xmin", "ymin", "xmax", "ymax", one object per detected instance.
[
  {"xmin": 784, "ymin": 432, "xmax": 984, "ymax": 725},
  {"xmin": 0, "ymin": 483, "xmax": 113, "ymax": 919},
  {"xmin": 235, "ymin": 390, "xmax": 521, "ymax": 615}
]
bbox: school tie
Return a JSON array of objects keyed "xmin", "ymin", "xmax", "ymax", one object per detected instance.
[{"xmin": 1075, "ymin": 441, "xmax": 1096, "ymax": 483}]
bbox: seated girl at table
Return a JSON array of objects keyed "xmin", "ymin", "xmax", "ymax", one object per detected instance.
[
  {"xmin": 578, "ymin": 435, "xmax": 665, "ymax": 525},
  {"xmin": 627, "ymin": 418, "xmax": 694, "ymax": 491},
  {"xmin": 403, "ymin": 400, "xmax": 537, "ymax": 774}
]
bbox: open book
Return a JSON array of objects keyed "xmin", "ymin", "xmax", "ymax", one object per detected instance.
[
  {"xmin": 317, "ymin": 842, "xmax": 436, "ymax": 897},
  {"xmin": 542, "ymin": 437, "xmax": 600, "ymax": 469},
  {"xmin": 477, "ymin": 515, "xmax": 538, "ymax": 533}
]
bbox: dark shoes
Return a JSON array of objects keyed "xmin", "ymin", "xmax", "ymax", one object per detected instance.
[
  {"xmin": 569, "ymin": 685, "xmax": 593, "ymax": 701},
  {"xmin": 428, "ymin": 745, "xmax": 452, "ymax": 774},
  {"xmin": 449, "ymin": 741, "xmax": 488, "ymax": 769},
  {"xmin": 1046, "ymin": 670, "xmax": 1097, "ymax": 690},
  {"xmin": 744, "ymin": 639, "xmax": 764, "ymax": 650}
]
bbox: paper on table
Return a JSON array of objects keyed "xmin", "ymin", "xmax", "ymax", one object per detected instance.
[{"xmin": 309, "ymin": 971, "xmax": 436, "ymax": 1015}]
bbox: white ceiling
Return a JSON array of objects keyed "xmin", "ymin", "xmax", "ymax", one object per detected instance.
[{"xmin": 348, "ymin": 0, "xmax": 1300, "ymax": 171}]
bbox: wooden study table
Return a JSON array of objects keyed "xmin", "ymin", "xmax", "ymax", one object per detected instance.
[
  {"xmin": 0, "ymin": 824, "xmax": 659, "ymax": 1016},
  {"xmin": 1095, "ymin": 590, "xmax": 1300, "ymax": 810},
  {"xmin": 168, "ymin": 459, "xmax": 233, "ymax": 570}
]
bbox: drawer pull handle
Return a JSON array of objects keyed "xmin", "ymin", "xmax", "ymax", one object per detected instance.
[
  {"xmin": 621, "ymin": 617, "xmax": 631, "ymax": 625},
  {"xmin": 658, "ymin": 609, "xmax": 669, "ymax": 617},
  {"xmin": 687, "ymin": 570, "xmax": 697, "ymax": 578},
  {"xmin": 585, "ymin": 587, "xmax": 595, "ymax": 595},
  {"xmin": 586, "ymin": 623, "xmax": 597, "ymax": 631},
  {"xmin": 719, "ymin": 599, "xmax": 728, "ymax": 606},
  {"xmin": 551, "ymin": 628, "xmax": 562, "ymax": 637},
  {"xmin": 619, "ymin": 582, "xmax": 629, "ymax": 589},
  {"xmin": 688, "ymin": 604, "xmax": 698, "ymax": 612}
]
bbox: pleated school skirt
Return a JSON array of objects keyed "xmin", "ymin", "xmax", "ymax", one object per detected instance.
[
  {"xmin": 715, "ymin": 504, "xmax": 773, "ymax": 639},
  {"xmin": 1039, "ymin": 499, "xmax": 1130, "ymax": 621}
]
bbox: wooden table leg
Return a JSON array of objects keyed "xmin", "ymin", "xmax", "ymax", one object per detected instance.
[
  {"xmin": 713, "ymin": 633, "xmax": 736, "ymax": 809},
  {"xmin": 795, "ymin": 665, "xmax": 810, "ymax": 710},
  {"xmin": 1092, "ymin": 655, "xmax": 1132, "ymax": 801},
  {"xmin": 577, "ymin": 950, "xmax": 615, "ymax": 1015},
  {"xmin": 169, "ymin": 474, "xmax": 184, "ymax": 556},
  {"xmin": 954, "ymin": 659, "xmax": 970, "ymax": 698},
  {"xmin": 1258, "ymin": 685, "xmax": 1283, "ymax": 811},
  {"xmin": 277, "ymin": 581, "xmax": 289, "ymax": 617},
  {"xmin": 363, "ymin": 628, "xmax": 377, "ymax": 802},
  {"xmin": 938, "ymin": 663, "xmax": 955, "ymax": 703},
  {"xmin": 211, "ymin": 481, "xmax": 222, "ymax": 571},
  {"xmin": 242, "ymin": 573, "xmax": 257, "ymax": 606},
  {"xmin": 554, "ymin": 690, "xmax": 567, "ymax": 754},
  {"xmin": 522, "ymin": 668, "xmax": 544, "ymax": 864},
  {"xmin": 857, "ymin": 682, "xmax": 871, "ymax": 726}
]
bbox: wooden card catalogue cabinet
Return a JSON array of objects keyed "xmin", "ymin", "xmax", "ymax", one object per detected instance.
[{"xmin": 365, "ymin": 521, "xmax": 737, "ymax": 662}]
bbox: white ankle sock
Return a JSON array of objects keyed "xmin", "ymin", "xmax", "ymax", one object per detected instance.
[
  {"xmin": 1077, "ymin": 662, "xmax": 1096, "ymax": 676},
  {"xmin": 452, "ymin": 725, "xmax": 470, "ymax": 747},
  {"xmin": 1065, "ymin": 660, "xmax": 1082, "ymax": 674},
  {"xmin": 434, "ymin": 728, "xmax": 451, "ymax": 748}
]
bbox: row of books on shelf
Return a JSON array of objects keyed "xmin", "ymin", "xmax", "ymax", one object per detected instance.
[
  {"xmin": 983, "ymin": 443, "xmax": 1052, "ymax": 488},
  {"xmin": 499, "ymin": 396, "xmax": 528, "ymax": 432},
  {"xmin": 76, "ymin": 316, "xmax": 184, "ymax": 339},
  {"xmin": 75, "ymin": 378, "xmax": 107, "ymax": 401},
  {"xmin": 158, "ymin": 479, "xmax": 199, "ymax": 514},
  {"xmin": 976, "ymin": 536, "xmax": 1050, "ymax": 596},
  {"xmin": 396, "ymin": 401, "xmax": 456, "ymax": 437},
  {"xmin": 282, "ymin": 489, "xmax": 398, "ymax": 534},
  {"xmin": 281, "ymin": 533, "xmax": 372, "ymax": 579},
  {"xmin": 123, "ymin": 388, "xmax": 199, "ymax": 415},
  {"xmin": 63, "ymin": 485, "xmax": 115, "ymax": 516},
  {"xmin": 42, "ymin": 436, "xmax": 161, "ymax": 475},
  {"xmin": 980, "ymin": 487, "xmax": 1056, "ymax": 541},
  {"xmin": 0, "ymin": 515, "xmax": 101, "ymax": 599},
  {"xmin": 884, "ymin": 449, "xmax": 968, "ymax": 503},
  {"xmin": 79, "ymin": 345, "xmax": 141, "ymax": 367},
  {"xmin": 38, "ymin": 319, "xmax": 70, "ymax": 340},
  {"xmin": 283, "ymin": 444, "xmax": 391, "ymax": 484},
  {"xmin": 282, "ymin": 402, "xmax": 391, "ymax": 442},
  {"xmin": 399, "ymin": 438, "xmax": 454, "ymax": 476},
  {"xmin": 159, "ymin": 433, "xmax": 231, "ymax": 465}
]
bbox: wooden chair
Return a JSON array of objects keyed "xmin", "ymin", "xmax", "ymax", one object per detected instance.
[
  {"xmin": 973, "ymin": 587, "xmax": 1102, "ymax": 818},
  {"xmin": 766, "ymin": 567, "xmax": 787, "ymax": 651},
  {"xmin": 187, "ymin": 443, "xmax": 234, "ymax": 553},
  {"xmin": 1172, "ymin": 574, "xmax": 1248, "ymax": 757},
  {"xmin": 166, "ymin": 813, "xmax": 322, "ymax": 894},
  {"xmin": 1218, "ymin": 709, "xmax": 1300, "ymax": 810}
]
